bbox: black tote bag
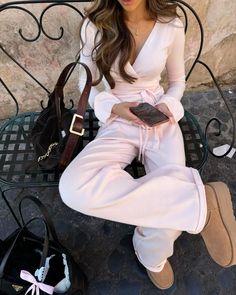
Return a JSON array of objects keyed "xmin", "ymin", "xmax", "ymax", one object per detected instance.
[{"xmin": 0, "ymin": 196, "xmax": 87, "ymax": 295}]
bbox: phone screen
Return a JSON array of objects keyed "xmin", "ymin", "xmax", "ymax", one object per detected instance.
[{"xmin": 130, "ymin": 103, "xmax": 169, "ymax": 127}]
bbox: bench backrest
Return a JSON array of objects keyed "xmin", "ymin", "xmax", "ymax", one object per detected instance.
[
  {"xmin": 0, "ymin": 0, "xmax": 234, "ymax": 158},
  {"xmin": 1, "ymin": 0, "xmax": 205, "ymax": 116}
]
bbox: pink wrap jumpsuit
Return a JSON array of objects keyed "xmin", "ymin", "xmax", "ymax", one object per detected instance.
[{"xmin": 59, "ymin": 17, "xmax": 207, "ymax": 272}]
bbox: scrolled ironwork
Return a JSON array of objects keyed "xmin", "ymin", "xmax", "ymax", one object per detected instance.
[
  {"xmin": 0, "ymin": 5, "xmax": 41, "ymax": 42},
  {"xmin": 0, "ymin": 77, "xmax": 19, "ymax": 117},
  {"xmin": 40, "ymin": 98, "xmax": 74, "ymax": 110},
  {"xmin": 68, "ymin": 99, "xmax": 74, "ymax": 109},
  {"xmin": 40, "ymin": 99, "xmax": 47, "ymax": 110},
  {"xmin": 0, "ymin": 0, "xmax": 87, "ymax": 114},
  {"xmin": 174, "ymin": 0, "xmax": 235, "ymax": 158},
  {"xmin": 198, "ymin": 61, "xmax": 235, "ymax": 158},
  {"xmin": 0, "ymin": 0, "xmax": 235, "ymax": 159},
  {"xmin": 173, "ymin": 0, "xmax": 204, "ymax": 81},
  {"xmin": 39, "ymin": 2, "xmax": 84, "ymax": 40},
  {"xmin": 0, "ymin": 43, "xmax": 50, "ymax": 95},
  {"xmin": 175, "ymin": 1, "xmax": 188, "ymax": 34}
]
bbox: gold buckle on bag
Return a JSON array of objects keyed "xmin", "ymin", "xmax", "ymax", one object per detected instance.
[{"xmin": 69, "ymin": 114, "xmax": 85, "ymax": 136}]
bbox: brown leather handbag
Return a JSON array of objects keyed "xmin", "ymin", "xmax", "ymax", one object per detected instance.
[{"xmin": 30, "ymin": 62, "xmax": 92, "ymax": 171}]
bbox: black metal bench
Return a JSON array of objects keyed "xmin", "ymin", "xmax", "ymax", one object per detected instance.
[{"xmin": 0, "ymin": 0, "xmax": 235, "ymax": 212}]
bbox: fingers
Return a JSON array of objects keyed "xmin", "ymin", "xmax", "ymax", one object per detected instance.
[
  {"xmin": 126, "ymin": 101, "xmax": 140, "ymax": 108},
  {"xmin": 155, "ymin": 103, "xmax": 175, "ymax": 124},
  {"xmin": 155, "ymin": 103, "xmax": 170, "ymax": 116},
  {"xmin": 130, "ymin": 117, "xmax": 146, "ymax": 126},
  {"xmin": 128, "ymin": 111, "xmax": 146, "ymax": 126},
  {"xmin": 111, "ymin": 101, "xmax": 149, "ymax": 127},
  {"xmin": 126, "ymin": 102, "xmax": 147, "ymax": 126}
]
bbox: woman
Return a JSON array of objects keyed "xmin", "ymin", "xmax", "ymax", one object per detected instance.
[{"xmin": 59, "ymin": 0, "xmax": 236, "ymax": 290}]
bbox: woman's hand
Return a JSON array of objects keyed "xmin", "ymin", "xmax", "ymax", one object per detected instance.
[
  {"xmin": 112, "ymin": 102, "xmax": 146, "ymax": 126},
  {"xmin": 155, "ymin": 103, "xmax": 175, "ymax": 124}
]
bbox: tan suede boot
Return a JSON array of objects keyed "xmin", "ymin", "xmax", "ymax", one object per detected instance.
[
  {"xmin": 201, "ymin": 182, "xmax": 236, "ymax": 267},
  {"xmin": 146, "ymin": 260, "xmax": 174, "ymax": 290}
]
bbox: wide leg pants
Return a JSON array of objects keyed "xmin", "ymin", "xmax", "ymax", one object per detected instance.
[{"xmin": 59, "ymin": 119, "xmax": 207, "ymax": 272}]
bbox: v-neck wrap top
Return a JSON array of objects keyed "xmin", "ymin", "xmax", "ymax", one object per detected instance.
[{"xmin": 78, "ymin": 16, "xmax": 186, "ymax": 126}]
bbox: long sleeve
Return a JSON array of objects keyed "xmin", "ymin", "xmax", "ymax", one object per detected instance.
[
  {"xmin": 78, "ymin": 18, "xmax": 120, "ymax": 124},
  {"xmin": 157, "ymin": 18, "xmax": 186, "ymax": 123}
]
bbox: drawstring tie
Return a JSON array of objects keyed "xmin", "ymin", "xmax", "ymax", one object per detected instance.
[
  {"xmin": 138, "ymin": 126, "xmax": 149, "ymax": 165},
  {"xmin": 137, "ymin": 124, "xmax": 160, "ymax": 165},
  {"xmin": 137, "ymin": 89, "xmax": 161, "ymax": 164}
]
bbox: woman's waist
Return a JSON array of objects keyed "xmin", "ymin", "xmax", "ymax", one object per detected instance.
[{"xmin": 110, "ymin": 86, "xmax": 165, "ymax": 105}]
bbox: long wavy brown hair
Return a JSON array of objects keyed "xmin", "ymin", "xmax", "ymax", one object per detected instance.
[{"xmin": 80, "ymin": 0, "xmax": 180, "ymax": 88}]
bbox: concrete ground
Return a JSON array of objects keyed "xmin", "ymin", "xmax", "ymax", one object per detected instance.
[{"xmin": 0, "ymin": 87, "xmax": 235, "ymax": 295}]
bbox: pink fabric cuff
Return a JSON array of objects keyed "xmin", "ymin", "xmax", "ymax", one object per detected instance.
[
  {"xmin": 157, "ymin": 95, "xmax": 184, "ymax": 123},
  {"xmin": 94, "ymin": 91, "xmax": 120, "ymax": 124}
]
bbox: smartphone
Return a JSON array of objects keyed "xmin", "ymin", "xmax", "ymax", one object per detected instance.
[{"xmin": 130, "ymin": 102, "xmax": 169, "ymax": 127}]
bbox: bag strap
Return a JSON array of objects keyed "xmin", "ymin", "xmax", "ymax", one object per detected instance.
[
  {"xmin": 50, "ymin": 61, "xmax": 86, "ymax": 118},
  {"xmin": 0, "ymin": 217, "xmax": 49, "ymax": 279},
  {"xmin": 46, "ymin": 62, "xmax": 74, "ymax": 108},
  {"xmin": 59, "ymin": 62, "xmax": 92, "ymax": 170},
  {"xmin": 19, "ymin": 195, "xmax": 60, "ymax": 244},
  {"xmin": 41, "ymin": 61, "xmax": 92, "ymax": 170},
  {"xmin": 55, "ymin": 62, "xmax": 77, "ymax": 88},
  {"xmin": 53, "ymin": 62, "xmax": 77, "ymax": 129}
]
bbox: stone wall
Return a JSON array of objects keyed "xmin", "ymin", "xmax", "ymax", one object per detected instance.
[
  {"xmin": 183, "ymin": 0, "xmax": 236, "ymax": 89},
  {"xmin": 0, "ymin": 0, "xmax": 235, "ymax": 119}
]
